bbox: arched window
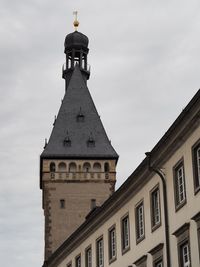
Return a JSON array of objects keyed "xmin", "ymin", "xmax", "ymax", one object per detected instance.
[
  {"xmin": 69, "ymin": 162, "xmax": 77, "ymax": 172},
  {"xmin": 58, "ymin": 162, "xmax": 66, "ymax": 171},
  {"xmin": 104, "ymin": 162, "xmax": 109, "ymax": 173},
  {"xmin": 93, "ymin": 162, "xmax": 101, "ymax": 172},
  {"xmin": 50, "ymin": 162, "xmax": 56, "ymax": 172},
  {"xmin": 83, "ymin": 162, "xmax": 91, "ymax": 172}
]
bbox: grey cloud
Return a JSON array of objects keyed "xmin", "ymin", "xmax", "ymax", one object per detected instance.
[{"xmin": 1, "ymin": 1, "xmax": 200, "ymax": 266}]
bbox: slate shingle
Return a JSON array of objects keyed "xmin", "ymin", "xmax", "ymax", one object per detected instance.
[{"xmin": 41, "ymin": 66, "xmax": 118, "ymax": 159}]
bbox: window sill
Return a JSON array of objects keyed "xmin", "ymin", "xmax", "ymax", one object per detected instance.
[
  {"xmin": 151, "ymin": 222, "xmax": 161, "ymax": 233},
  {"xmin": 136, "ymin": 235, "xmax": 145, "ymax": 245},
  {"xmin": 175, "ymin": 199, "xmax": 187, "ymax": 212},
  {"xmin": 109, "ymin": 256, "xmax": 117, "ymax": 265},
  {"xmin": 121, "ymin": 246, "xmax": 130, "ymax": 255},
  {"xmin": 194, "ymin": 186, "xmax": 200, "ymax": 195}
]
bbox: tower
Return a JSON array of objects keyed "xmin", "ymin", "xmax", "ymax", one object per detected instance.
[{"xmin": 40, "ymin": 18, "xmax": 118, "ymax": 261}]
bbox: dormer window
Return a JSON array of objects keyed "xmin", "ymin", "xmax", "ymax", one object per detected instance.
[
  {"xmin": 77, "ymin": 107, "xmax": 85, "ymax": 122},
  {"xmin": 87, "ymin": 133, "xmax": 95, "ymax": 147},
  {"xmin": 63, "ymin": 132, "xmax": 71, "ymax": 147}
]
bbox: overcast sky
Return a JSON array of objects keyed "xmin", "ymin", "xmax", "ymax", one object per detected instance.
[{"xmin": 1, "ymin": 1, "xmax": 200, "ymax": 266}]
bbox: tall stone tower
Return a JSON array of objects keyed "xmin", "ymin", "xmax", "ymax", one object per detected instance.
[{"xmin": 40, "ymin": 18, "xmax": 118, "ymax": 261}]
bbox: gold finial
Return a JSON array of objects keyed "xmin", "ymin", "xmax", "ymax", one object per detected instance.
[{"xmin": 73, "ymin": 11, "xmax": 79, "ymax": 31}]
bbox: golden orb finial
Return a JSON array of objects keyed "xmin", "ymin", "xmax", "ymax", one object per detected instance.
[{"xmin": 73, "ymin": 11, "xmax": 79, "ymax": 31}]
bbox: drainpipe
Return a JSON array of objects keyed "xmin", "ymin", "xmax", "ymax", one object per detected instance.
[{"xmin": 145, "ymin": 152, "xmax": 171, "ymax": 267}]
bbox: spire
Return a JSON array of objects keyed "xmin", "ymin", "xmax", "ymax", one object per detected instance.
[{"xmin": 41, "ymin": 66, "xmax": 118, "ymax": 159}]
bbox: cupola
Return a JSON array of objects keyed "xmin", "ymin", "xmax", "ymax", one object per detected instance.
[{"xmin": 62, "ymin": 13, "xmax": 90, "ymax": 87}]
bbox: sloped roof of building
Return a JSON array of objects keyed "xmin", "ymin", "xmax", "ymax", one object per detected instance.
[{"xmin": 41, "ymin": 66, "xmax": 118, "ymax": 159}]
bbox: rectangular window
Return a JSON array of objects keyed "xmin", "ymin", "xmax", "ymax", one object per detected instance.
[
  {"xmin": 192, "ymin": 140, "xmax": 200, "ymax": 193},
  {"xmin": 75, "ymin": 255, "xmax": 81, "ymax": 267},
  {"xmin": 173, "ymin": 160, "xmax": 186, "ymax": 210},
  {"xmin": 121, "ymin": 214, "xmax": 130, "ymax": 252},
  {"xmin": 154, "ymin": 259, "xmax": 163, "ymax": 267},
  {"xmin": 191, "ymin": 212, "xmax": 200, "ymax": 261},
  {"xmin": 149, "ymin": 243, "xmax": 164, "ymax": 267},
  {"xmin": 135, "ymin": 201, "xmax": 145, "ymax": 242},
  {"xmin": 108, "ymin": 226, "xmax": 116, "ymax": 262},
  {"xmin": 151, "ymin": 186, "xmax": 161, "ymax": 231},
  {"xmin": 96, "ymin": 237, "xmax": 104, "ymax": 267},
  {"xmin": 85, "ymin": 246, "xmax": 92, "ymax": 267},
  {"xmin": 60, "ymin": 199, "xmax": 65, "ymax": 209},
  {"xmin": 180, "ymin": 242, "xmax": 190, "ymax": 267},
  {"xmin": 173, "ymin": 223, "xmax": 191, "ymax": 267}
]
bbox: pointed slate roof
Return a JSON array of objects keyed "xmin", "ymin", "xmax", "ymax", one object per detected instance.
[{"xmin": 41, "ymin": 66, "xmax": 118, "ymax": 159}]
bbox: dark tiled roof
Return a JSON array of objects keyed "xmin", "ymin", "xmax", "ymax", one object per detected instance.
[{"xmin": 41, "ymin": 66, "xmax": 118, "ymax": 159}]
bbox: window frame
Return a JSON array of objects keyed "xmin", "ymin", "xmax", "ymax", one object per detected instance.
[
  {"xmin": 148, "ymin": 243, "xmax": 164, "ymax": 267},
  {"xmin": 133, "ymin": 255, "xmax": 147, "ymax": 267},
  {"xmin": 154, "ymin": 259, "xmax": 163, "ymax": 267},
  {"xmin": 75, "ymin": 254, "xmax": 81, "ymax": 267},
  {"xmin": 121, "ymin": 213, "xmax": 130, "ymax": 254},
  {"xmin": 60, "ymin": 199, "xmax": 65, "ymax": 209},
  {"xmin": 191, "ymin": 211, "xmax": 200, "ymax": 262},
  {"xmin": 135, "ymin": 200, "xmax": 145, "ymax": 243},
  {"xmin": 172, "ymin": 223, "xmax": 191, "ymax": 267},
  {"xmin": 173, "ymin": 158, "xmax": 187, "ymax": 211},
  {"xmin": 150, "ymin": 184, "xmax": 161, "ymax": 232},
  {"xmin": 96, "ymin": 236, "xmax": 104, "ymax": 267},
  {"xmin": 192, "ymin": 139, "xmax": 200, "ymax": 194},
  {"xmin": 180, "ymin": 241, "xmax": 190, "ymax": 267},
  {"xmin": 108, "ymin": 224, "xmax": 117, "ymax": 263},
  {"xmin": 85, "ymin": 245, "xmax": 92, "ymax": 267},
  {"xmin": 66, "ymin": 261, "xmax": 72, "ymax": 267}
]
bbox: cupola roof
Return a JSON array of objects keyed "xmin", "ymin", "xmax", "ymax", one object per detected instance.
[{"xmin": 64, "ymin": 31, "xmax": 89, "ymax": 51}]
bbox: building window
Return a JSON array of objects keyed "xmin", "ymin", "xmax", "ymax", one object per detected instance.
[
  {"xmin": 58, "ymin": 162, "xmax": 66, "ymax": 171},
  {"xmin": 133, "ymin": 255, "xmax": 147, "ymax": 267},
  {"xmin": 87, "ymin": 134, "xmax": 95, "ymax": 147},
  {"xmin": 148, "ymin": 243, "xmax": 164, "ymax": 267},
  {"xmin": 67, "ymin": 262, "xmax": 72, "ymax": 267},
  {"xmin": 93, "ymin": 162, "xmax": 101, "ymax": 172},
  {"xmin": 154, "ymin": 259, "xmax": 163, "ymax": 267},
  {"xmin": 96, "ymin": 237, "xmax": 104, "ymax": 267},
  {"xmin": 173, "ymin": 159, "xmax": 186, "ymax": 210},
  {"xmin": 108, "ymin": 225, "xmax": 117, "ymax": 262},
  {"xmin": 77, "ymin": 107, "xmax": 85, "ymax": 122},
  {"xmin": 191, "ymin": 211, "xmax": 200, "ymax": 262},
  {"xmin": 104, "ymin": 162, "xmax": 109, "ymax": 173},
  {"xmin": 85, "ymin": 246, "xmax": 92, "ymax": 267},
  {"xmin": 50, "ymin": 162, "xmax": 56, "ymax": 172},
  {"xmin": 69, "ymin": 162, "xmax": 77, "ymax": 172},
  {"xmin": 192, "ymin": 140, "xmax": 200, "ymax": 193},
  {"xmin": 135, "ymin": 201, "xmax": 145, "ymax": 243},
  {"xmin": 83, "ymin": 162, "xmax": 91, "ymax": 172},
  {"xmin": 180, "ymin": 242, "xmax": 190, "ymax": 267},
  {"xmin": 60, "ymin": 199, "xmax": 65, "ymax": 209},
  {"xmin": 150, "ymin": 185, "xmax": 161, "ymax": 231},
  {"xmin": 121, "ymin": 214, "xmax": 130, "ymax": 253},
  {"xmin": 172, "ymin": 223, "xmax": 191, "ymax": 267},
  {"xmin": 75, "ymin": 255, "xmax": 81, "ymax": 267}
]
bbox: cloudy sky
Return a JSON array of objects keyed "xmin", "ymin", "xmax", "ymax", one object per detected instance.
[{"xmin": 1, "ymin": 1, "xmax": 200, "ymax": 266}]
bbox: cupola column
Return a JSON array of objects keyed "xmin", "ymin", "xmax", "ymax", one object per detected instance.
[
  {"xmin": 71, "ymin": 49, "xmax": 75, "ymax": 68},
  {"xmin": 80, "ymin": 50, "xmax": 83, "ymax": 68}
]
